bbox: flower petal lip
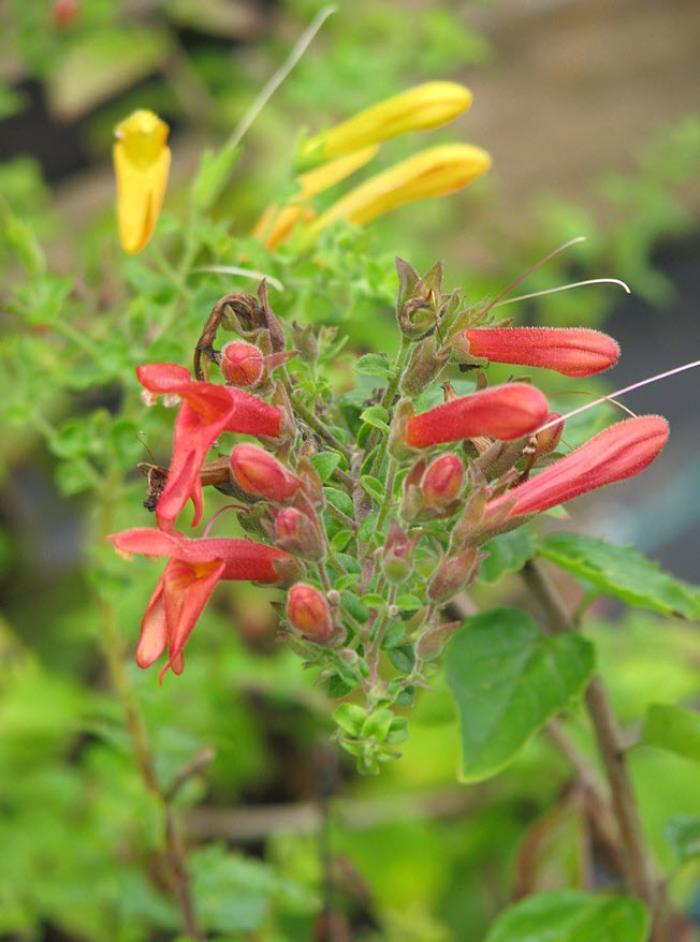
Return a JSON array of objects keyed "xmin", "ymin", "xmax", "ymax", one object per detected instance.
[
  {"xmin": 464, "ymin": 327, "xmax": 621, "ymax": 377},
  {"xmin": 134, "ymin": 364, "xmax": 282, "ymax": 528},
  {"xmin": 109, "ymin": 528, "xmax": 294, "ymax": 583},
  {"xmin": 486, "ymin": 414, "xmax": 669, "ymax": 519},
  {"xmin": 113, "ymin": 109, "xmax": 171, "ymax": 254},
  {"xmin": 305, "ymin": 144, "xmax": 491, "ymax": 235},
  {"xmin": 405, "ymin": 383, "xmax": 549, "ymax": 448},
  {"xmin": 298, "ymin": 82, "xmax": 473, "ymax": 168},
  {"xmin": 109, "ymin": 528, "xmax": 299, "ymax": 676}
]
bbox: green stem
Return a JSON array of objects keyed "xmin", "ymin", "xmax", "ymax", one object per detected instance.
[{"xmin": 367, "ymin": 334, "xmax": 411, "ymax": 478}]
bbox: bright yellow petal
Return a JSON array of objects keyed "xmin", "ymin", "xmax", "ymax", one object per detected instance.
[
  {"xmin": 298, "ymin": 82, "xmax": 472, "ymax": 169},
  {"xmin": 113, "ymin": 109, "xmax": 170, "ymax": 254},
  {"xmin": 305, "ymin": 143, "xmax": 491, "ymax": 237}
]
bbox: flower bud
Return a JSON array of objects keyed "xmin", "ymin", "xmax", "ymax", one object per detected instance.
[
  {"xmin": 381, "ymin": 520, "xmax": 419, "ymax": 584},
  {"xmin": 220, "ymin": 341, "xmax": 265, "ymax": 387},
  {"xmin": 286, "ymin": 583, "xmax": 333, "ymax": 644},
  {"xmin": 399, "ymin": 334, "xmax": 449, "ymax": 395},
  {"xmin": 415, "ymin": 620, "xmax": 461, "ymax": 662},
  {"xmin": 427, "ymin": 547, "xmax": 482, "ymax": 603},
  {"xmin": 405, "ymin": 383, "xmax": 549, "ymax": 448},
  {"xmin": 291, "ymin": 322, "xmax": 319, "ymax": 364},
  {"xmin": 230, "ymin": 444, "xmax": 301, "ymax": 502},
  {"xmin": 421, "ymin": 453, "xmax": 465, "ymax": 506},
  {"xmin": 463, "ymin": 327, "xmax": 621, "ymax": 377},
  {"xmin": 274, "ymin": 507, "xmax": 325, "ymax": 561}
]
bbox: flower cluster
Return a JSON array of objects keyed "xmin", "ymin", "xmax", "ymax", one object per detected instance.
[{"xmin": 111, "ymin": 260, "xmax": 668, "ymax": 769}]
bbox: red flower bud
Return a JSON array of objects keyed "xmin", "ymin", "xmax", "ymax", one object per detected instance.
[
  {"xmin": 230, "ymin": 444, "xmax": 301, "ymax": 502},
  {"xmin": 286, "ymin": 583, "xmax": 333, "ymax": 643},
  {"xmin": 405, "ymin": 383, "xmax": 548, "ymax": 448},
  {"xmin": 485, "ymin": 415, "xmax": 669, "ymax": 521},
  {"xmin": 421, "ymin": 453, "xmax": 465, "ymax": 506},
  {"xmin": 220, "ymin": 341, "xmax": 264, "ymax": 387},
  {"xmin": 463, "ymin": 327, "xmax": 620, "ymax": 377},
  {"xmin": 274, "ymin": 507, "xmax": 324, "ymax": 560}
]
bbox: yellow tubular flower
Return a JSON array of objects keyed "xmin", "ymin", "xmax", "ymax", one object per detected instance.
[
  {"xmin": 296, "ymin": 145, "xmax": 379, "ymax": 199},
  {"xmin": 113, "ymin": 110, "xmax": 171, "ymax": 254},
  {"xmin": 304, "ymin": 144, "xmax": 492, "ymax": 237},
  {"xmin": 253, "ymin": 146, "xmax": 378, "ymax": 250},
  {"xmin": 297, "ymin": 82, "xmax": 473, "ymax": 169}
]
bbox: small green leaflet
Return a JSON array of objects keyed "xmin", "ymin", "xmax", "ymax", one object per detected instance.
[
  {"xmin": 353, "ymin": 353, "xmax": 392, "ymax": 379},
  {"xmin": 310, "ymin": 452, "xmax": 342, "ymax": 482},
  {"xmin": 485, "ymin": 890, "xmax": 649, "ymax": 942},
  {"xmin": 359, "ymin": 404, "xmax": 390, "ymax": 433},
  {"xmin": 641, "ymin": 703, "xmax": 700, "ymax": 763},
  {"xmin": 539, "ymin": 532, "xmax": 700, "ymax": 619},
  {"xmin": 445, "ymin": 609, "xmax": 594, "ymax": 782}
]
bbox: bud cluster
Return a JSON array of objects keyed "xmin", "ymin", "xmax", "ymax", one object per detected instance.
[{"xmin": 111, "ymin": 264, "xmax": 669, "ymax": 772}]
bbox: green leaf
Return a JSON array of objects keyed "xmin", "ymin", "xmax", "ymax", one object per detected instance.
[
  {"xmin": 641, "ymin": 703, "xmax": 700, "ymax": 762},
  {"xmin": 333, "ymin": 704, "xmax": 366, "ymax": 737},
  {"xmin": 360, "ymin": 474, "xmax": 385, "ymax": 503},
  {"xmin": 354, "ymin": 353, "xmax": 392, "ymax": 378},
  {"xmin": 480, "ymin": 528, "xmax": 534, "ymax": 584},
  {"xmin": 539, "ymin": 533, "xmax": 700, "ymax": 619},
  {"xmin": 485, "ymin": 891, "xmax": 649, "ymax": 942},
  {"xmin": 310, "ymin": 452, "xmax": 341, "ymax": 483},
  {"xmin": 665, "ymin": 815, "xmax": 700, "ymax": 864},
  {"xmin": 191, "ymin": 145, "xmax": 240, "ymax": 212},
  {"xmin": 445, "ymin": 609, "xmax": 594, "ymax": 782},
  {"xmin": 359, "ymin": 404, "xmax": 390, "ymax": 432}
]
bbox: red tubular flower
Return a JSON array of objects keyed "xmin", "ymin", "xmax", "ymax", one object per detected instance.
[
  {"xmin": 230, "ymin": 444, "xmax": 301, "ymax": 502},
  {"xmin": 485, "ymin": 415, "xmax": 669, "ymax": 521},
  {"xmin": 463, "ymin": 327, "xmax": 620, "ymax": 377},
  {"xmin": 421, "ymin": 453, "xmax": 465, "ymax": 506},
  {"xmin": 109, "ymin": 527, "xmax": 299, "ymax": 677},
  {"xmin": 137, "ymin": 363, "xmax": 282, "ymax": 530},
  {"xmin": 405, "ymin": 383, "xmax": 548, "ymax": 448},
  {"xmin": 286, "ymin": 583, "xmax": 333, "ymax": 644}
]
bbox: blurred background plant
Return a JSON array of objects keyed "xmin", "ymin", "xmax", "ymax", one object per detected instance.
[{"xmin": 1, "ymin": 1, "xmax": 699, "ymax": 939}]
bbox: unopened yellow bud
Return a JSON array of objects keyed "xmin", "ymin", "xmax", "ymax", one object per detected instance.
[
  {"xmin": 113, "ymin": 109, "xmax": 171, "ymax": 254},
  {"xmin": 304, "ymin": 143, "xmax": 491, "ymax": 237},
  {"xmin": 298, "ymin": 82, "xmax": 473, "ymax": 169},
  {"xmin": 253, "ymin": 146, "xmax": 378, "ymax": 250},
  {"xmin": 296, "ymin": 145, "xmax": 379, "ymax": 199}
]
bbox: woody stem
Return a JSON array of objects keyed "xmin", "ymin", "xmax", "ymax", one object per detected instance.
[
  {"xmin": 96, "ymin": 469, "xmax": 204, "ymax": 941},
  {"xmin": 521, "ymin": 560, "xmax": 663, "ymax": 929}
]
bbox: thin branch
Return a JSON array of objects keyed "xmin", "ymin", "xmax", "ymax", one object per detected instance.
[{"xmin": 521, "ymin": 560, "xmax": 662, "ymax": 920}]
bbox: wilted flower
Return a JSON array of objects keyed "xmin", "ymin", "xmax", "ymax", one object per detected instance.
[{"xmin": 113, "ymin": 109, "xmax": 171, "ymax": 254}]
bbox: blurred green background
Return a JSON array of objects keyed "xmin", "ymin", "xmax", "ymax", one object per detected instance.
[{"xmin": 1, "ymin": 1, "xmax": 699, "ymax": 939}]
